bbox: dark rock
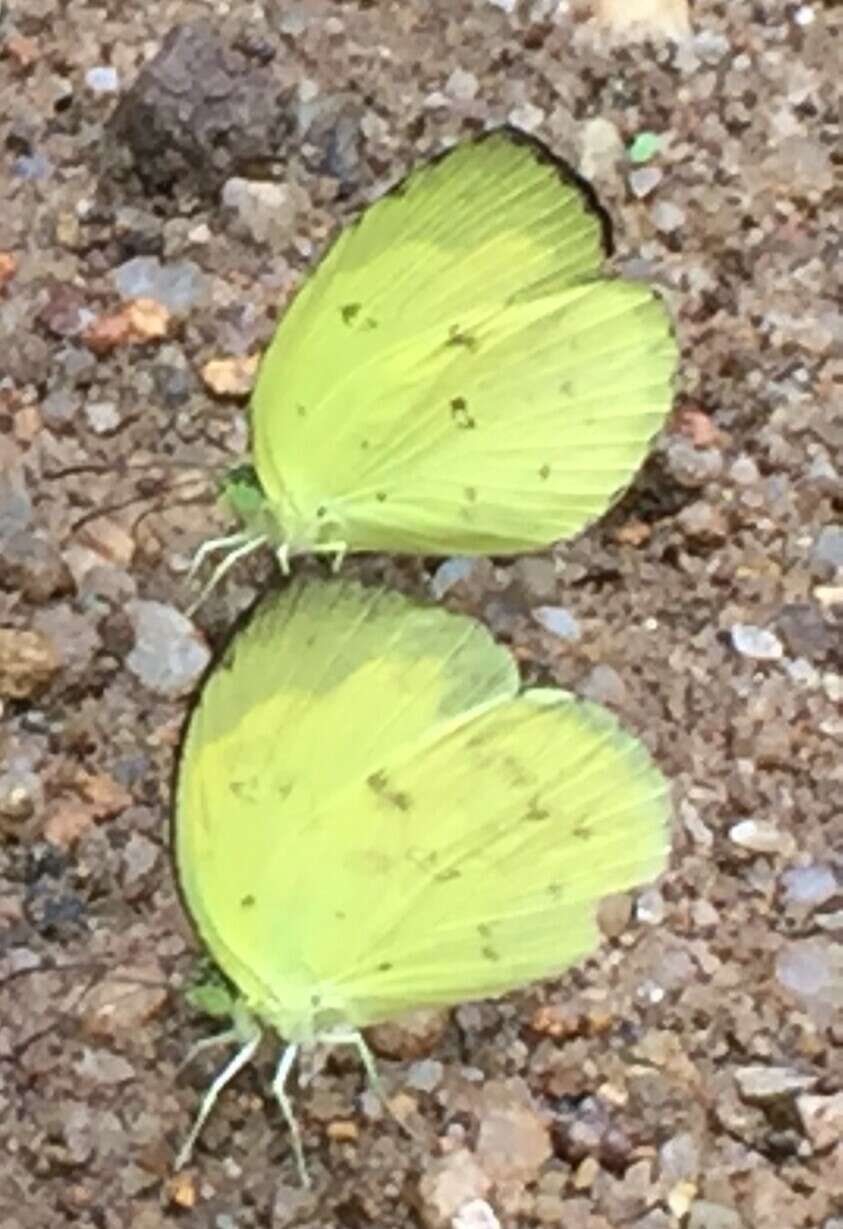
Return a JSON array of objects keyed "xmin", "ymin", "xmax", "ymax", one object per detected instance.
[{"xmin": 108, "ymin": 22, "xmax": 294, "ymax": 195}]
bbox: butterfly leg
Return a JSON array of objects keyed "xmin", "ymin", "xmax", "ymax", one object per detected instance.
[
  {"xmin": 312, "ymin": 541, "xmax": 348, "ymax": 573},
  {"xmin": 186, "ymin": 531, "xmax": 253, "ymax": 585},
  {"xmin": 175, "ymin": 1021, "xmax": 262, "ymax": 1169},
  {"xmin": 186, "ymin": 535, "xmax": 268, "ymax": 616},
  {"xmin": 177, "ymin": 1027, "xmax": 240, "ymax": 1074},
  {"xmin": 276, "ymin": 543, "xmax": 291, "ymax": 575},
  {"xmin": 329, "ymin": 1030, "xmax": 419, "ymax": 1140},
  {"xmin": 270, "ymin": 1043, "xmax": 310, "ymax": 1187}
]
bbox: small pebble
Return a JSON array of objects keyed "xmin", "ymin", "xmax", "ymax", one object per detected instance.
[
  {"xmin": 628, "ymin": 131, "xmax": 662, "ymax": 164},
  {"xmin": 581, "ymin": 664, "xmax": 626, "ymax": 706},
  {"xmin": 776, "ymin": 940, "xmax": 841, "ymax": 1003},
  {"xmin": 85, "ymin": 66, "xmax": 120, "ymax": 93},
  {"xmin": 629, "ymin": 166, "xmax": 663, "ymax": 198},
  {"xmin": 651, "ymin": 201, "xmax": 685, "ymax": 233},
  {"xmin": 445, "ymin": 69, "xmax": 478, "ymax": 101},
  {"xmin": 781, "ymin": 864, "xmax": 837, "ymax": 907},
  {"xmin": 636, "ymin": 887, "xmax": 665, "ymax": 926},
  {"xmin": 812, "ymin": 526, "xmax": 843, "ymax": 570},
  {"xmin": 730, "ymin": 624, "xmax": 784, "ymax": 661},
  {"xmin": 729, "ymin": 819, "xmax": 794, "ymax": 855},
  {"xmin": 532, "ymin": 606, "xmax": 581, "ymax": 642},
  {"xmin": 507, "ymin": 103, "xmax": 544, "ymax": 133},
  {"xmin": 222, "ymin": 179, "xmax": 298, "ymax": 245},
  {"xmin": 126, "ymin": 601, "xmax": 210, "ymax": 695},
  {"xmin": 452, "ymin": 1200, "xmax": 501, "ymax": 1229},
  {"xmin": 580, "ymin": 117, "xmax": 624, "ymax": 181},
  {"xmin": 112, "ymin": 257, "xmax": 207, "ymax": 317},
  {"xmin": 734, "ymin": 1065, "xmax": 816, "ymax": 1104},
  {"xmin": 687, "ymin": 1202, "xmax": 742, "ymax": 1229},
  {"xmin": 405, "ymin": 1059, "xmax": 444, "ymax": 1093},
  {"xmin": 85, "ymin": 400, "xmax": 121, "ymax": 434},
  {"xmin": 431, "ymin": 557, "xmax": 478, "ymax": 599}
]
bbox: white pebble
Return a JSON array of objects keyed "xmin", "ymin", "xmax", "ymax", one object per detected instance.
[
  {"xmin": 446, "ymin": 69, "xmax": 479, "ymax": 101},
  {"xmin": 508, "ymin": 103, "xmax": 545, "ymax": 133},
  {"xmin": 729, "ymin": 819, "xmax": 794, "ymax": 855},
  {"xmin": 85, "ymin": 66, "xmax": 120, "ymax": 94},
  {"xmin": 730, "ymin": 623, "xmax": 784, "ymax": 661}
]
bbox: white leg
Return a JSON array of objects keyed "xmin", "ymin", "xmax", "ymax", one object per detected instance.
[
  {"xmin": 177, "ymin": 1027, "xmax": 240, "ymax": 1074},
  {"xmin": 271, "ymin": 1044, "xmax": 310, "ymax": 1187},
  {"xmin": 327, "ymin": 1029, "xmax": 418, "ymax": 1140},
  {"xmin": 187, "ymin": 532, "xmax": 253, "ymax": 584},
  {"xmin": 310, "ymin": 541, "xmax": 348, "ymax": 573},
  {"xmin": 186, "ymin": 536, "xmax": 267, "ymax": 616},
  {"xmin": 276, "ymin": 543, "xmax": 291, "ymax": 575},
  {"xmin": 175, "ymin": 1024, "xmax": 262, "ymax": 1169}
]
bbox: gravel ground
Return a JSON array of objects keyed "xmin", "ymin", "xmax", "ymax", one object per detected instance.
[{"xmin": 1, "ymin": 2, "xmax": 841, "ymax": 1227}]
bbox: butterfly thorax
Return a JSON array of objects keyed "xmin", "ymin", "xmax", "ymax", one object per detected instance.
[
  {"xmin": 249, "ymin": 975, "xmax": 354, "ymax": 1044},
  {"xmin": 220, "ymin": 465, "xmax": 347, "ymax": 559}
]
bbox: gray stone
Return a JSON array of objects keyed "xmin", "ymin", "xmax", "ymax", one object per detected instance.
[
  {"xmin": 532, "ymin": 606, "xmax": 581, "ymax": 642},
  {"xmin": 126, "ymin": 601, "xmax": 210, "ymax": 695},
  {"xmin": 813, "ymin": 526, "xmax": 843, "ymax": 569},
  {"xmin": 112, "ymin": 257, "xmax": 207, "ymax": 317}
]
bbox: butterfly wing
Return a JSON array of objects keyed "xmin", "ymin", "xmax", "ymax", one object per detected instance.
[
  {"xmin": 251, "ymin": 129, "xmax": 676, "ymax": 555},
  {"xmin": 174, "ymin": 579, "xmax": 518, "ymax": 1025},
  {"xmin": 289, "ymin": 689, "xmax": 670, "ymax": 1025}
]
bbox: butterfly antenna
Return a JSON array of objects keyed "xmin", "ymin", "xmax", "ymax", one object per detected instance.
[
  {"xmin": 175, "ymin": 1021, "xmax": 262, "ymax": 1169},
  {"xmin": 271, "ymin": 1043, "xmax": 310, "ymax": 1188},
  {"xmin": 176, "ymin": 1026, "xmax": 242, "ymax": 1075},
  {"xmin": 186, "ymin": 531, "xmax": 255, "ymax": 585},
  {"xmin": 186, "ymin": 535, "xmax": 268, "ymax": 616}
]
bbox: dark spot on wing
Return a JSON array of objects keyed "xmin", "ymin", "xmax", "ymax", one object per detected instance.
[
  {"xmin": 560, "ymin": 380, "xmax": 574, "ymax": 397},
  {"xmin": 376, "ymin": 491, "xmax": 387, "ymax": 503},
  {"xmin": 447, "ymin": 324, "xmax": 479, "ymax": 352},
  {"xmin": 296, "ymin": 404, "xmax": 307, "ymax": 418},
  {"xmin": 503, "ymin": 754, "xmax": 533, "ymax": 788},
  {"xmin": 230, "ymin": 778, "xmax": 259, "ymax": 801},
  {"xmin": 547, "ymin": 882, "xmax": 564, "ymax": 899},
  {"xmin": 572, "ymin": 821, "xmax": 593, "ymax": 840},
  {"xmin": 240, "ymin": 894, "xmax": 256, "ymax": 908},
  {"xmin": 524, "ymin": 795, "xmax": 550, "ymax": 822},
  {"xmin": 450, "ymin": 396, "xmax": 476, "ymax": 430},
  {"xmin": 377, "ymin": 961, "xmax": 393, "ymax": 973},
  {"xmin": 367, "ymin": 770, "xmax": 412, "ymax": 812},
  {"xmin": 316, "ymin": 506, "xmax": 327, "ymax": 518},
  {"xmin": 464, "ymin": 485, "xmax": 477, "ymax": 503},
  {"xmin": 409, "ymin": 848, "xmax": 438, "ymax": 871},
  {"xmin": 435, "ymin": 868, "xmax": 461, "ymax": 883},
  {"xmin": 335, "ymin": 910, "xmax": 347, "ymax": 921},
  {"xmin": 483, "ymin": 945, "xmax": 500, "ymax": 962},
  {"xmin": 360, "ymin": 438, "xmax": 370, "ymax": 450},
  {"xmin": 341, "ymin": 303, "xmax": 361, "ymax": 325},
  {"xmin": 311, "ymin": 993, "xmax": 321, "ymax": 1007},
  {"xmin": 539, "ymin": 464, "xmax": 551, "ymax": 480}
]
